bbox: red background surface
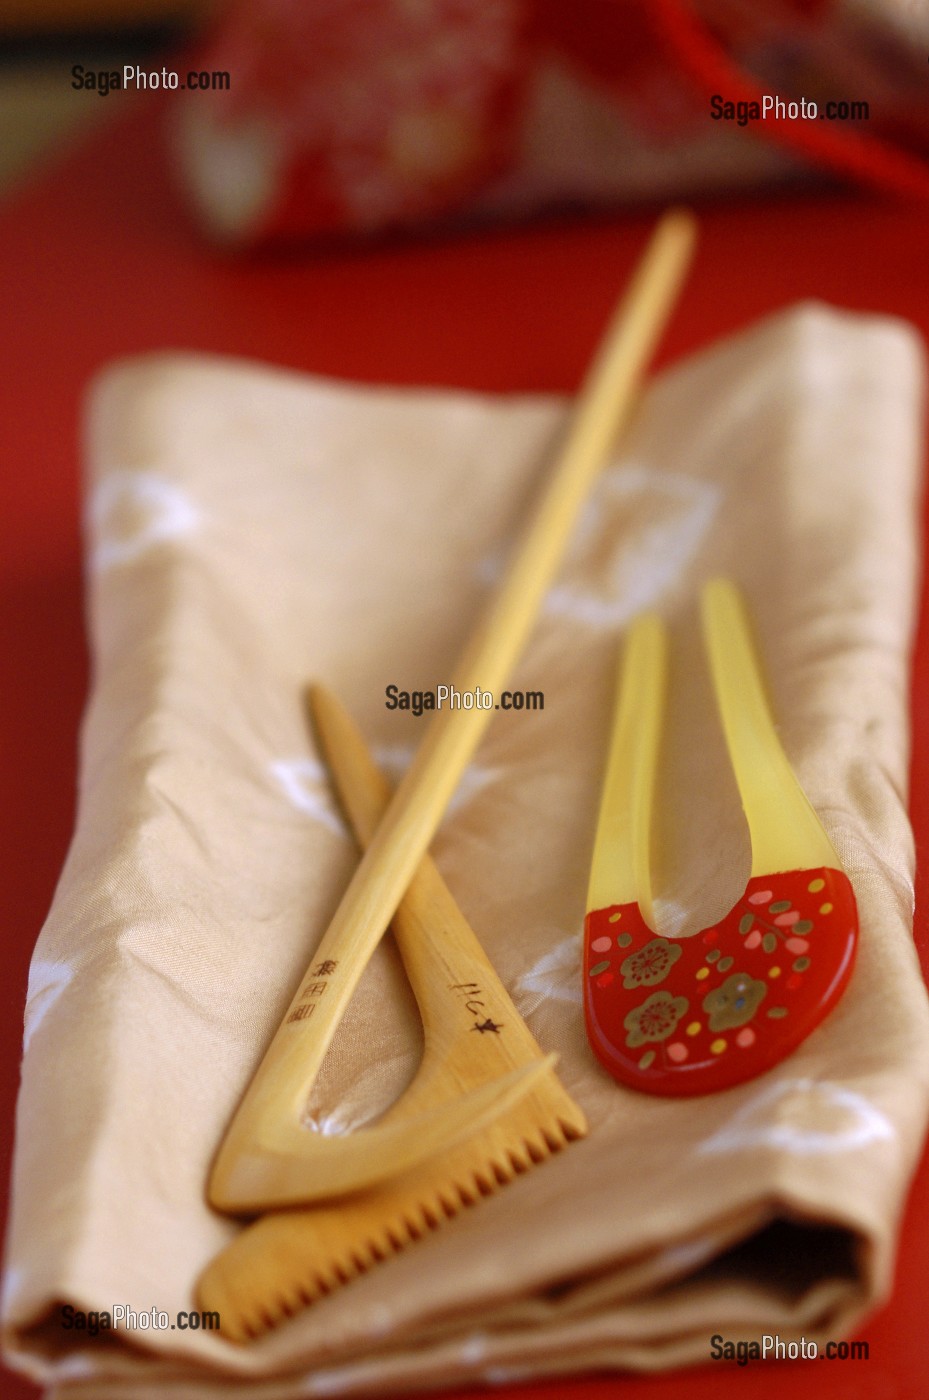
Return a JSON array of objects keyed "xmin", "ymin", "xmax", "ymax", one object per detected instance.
[{"xmin": 1, "ymin": 97, "xmax": 928, "ymax": 1397}]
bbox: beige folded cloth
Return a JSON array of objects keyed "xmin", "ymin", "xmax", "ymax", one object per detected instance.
[{"xmin": 3, "ymin": 303, "xmax": 929, "ymax": 1397}]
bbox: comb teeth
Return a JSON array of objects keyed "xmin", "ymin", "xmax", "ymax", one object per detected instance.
[
  {"xmin": 199, "ymin": 1110, "xmax": 581, "ymax": 1342},
  {"xmin": 199, "ymin": 682, "xmax": 594, "ymax": 1340}
]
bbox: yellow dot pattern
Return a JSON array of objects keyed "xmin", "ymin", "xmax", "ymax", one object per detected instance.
[
  {"xmin": 769, "ymin": 966, "xmax": 781, "ymax": 978},
  {"xmin": 711, "ymin": 1038, "xmax": 727, "ymax": 1054},
  {"xmin": 609, "ymin": 911, "xmax": 622, "ymax": 923},
  {"xmin": 686, "ymin": 1021, "xmax": 701, "ymax": 1036},
  {"xmin": 808, "ymin": 878, "xmax": 825, "ymax": 892},
  {"xmin": 696, "ymin": 967, "xmax": 710, "ymax": 980},
  {"xmin": 819, "ymin": 902, "xmax": 833, "ymax": 915}
]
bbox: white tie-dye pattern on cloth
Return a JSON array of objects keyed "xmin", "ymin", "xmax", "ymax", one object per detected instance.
[
  {"xmin": 475, "ymin": 465, "xmax": 720, "ymax": 631},
  {"xmin": 271, "ymin": 750, "xmax": 501, "ymax": 837},
  {"xmin": 22, "ymin": 959, "xmax": 76, "ymax": 1054},
  {"xmin": 4, "ymin": 305, "xmax": 929, "ymax": 1399},
  {"xmin": 697, "ymin": 1079, "xmax": 897, "ymax": 1158},
  {"xmin": 87, "ymin": 471, "xmax": 200, "ymax": 573}
]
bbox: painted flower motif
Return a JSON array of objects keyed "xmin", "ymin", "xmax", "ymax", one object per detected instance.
[
  {"xmin": 702, "ymin": 972, "xmax": 767, "ymax": 1031},
  {"xmin": 620, "ymin": 937, "xmax": 682, "ymax": 989},
  {"xmin": 624, "ymin": 991, "xmax": 689, "ymax": 1047}
]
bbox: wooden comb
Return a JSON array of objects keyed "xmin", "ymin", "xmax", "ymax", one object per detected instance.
[{"xmin": 197, "ymin": 684, "xmax": 586, "ymax": 1339}]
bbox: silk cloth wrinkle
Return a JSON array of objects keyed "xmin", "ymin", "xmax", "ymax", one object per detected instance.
[{"xmin": 2, "ymin": 303, "xmax": 928, "ymax": 1396}]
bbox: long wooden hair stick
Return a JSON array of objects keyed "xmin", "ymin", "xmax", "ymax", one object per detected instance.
[{"xmin": 210, "ymin": 210, "xmax": 696, "ymax": 1209}]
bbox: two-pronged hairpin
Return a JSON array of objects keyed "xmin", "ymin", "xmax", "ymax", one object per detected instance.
[{"xmin": 584, "ymin": 578, "xmax": 858, "ymax": 1096}]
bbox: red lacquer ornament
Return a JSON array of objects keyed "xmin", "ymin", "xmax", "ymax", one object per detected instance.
[{"xmin": 583, "ymin": 581, "xmax": 858, "ymax": 1096}]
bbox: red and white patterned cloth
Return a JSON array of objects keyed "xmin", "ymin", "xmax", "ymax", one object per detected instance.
[{"xmin": 174, "ymin": 0, "xmax": 929, "ymax": 245}]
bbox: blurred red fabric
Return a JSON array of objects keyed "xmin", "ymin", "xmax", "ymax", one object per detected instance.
[{"xmin": 173, "ymin": 0, "xmax": 929, "ymax": 246}]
